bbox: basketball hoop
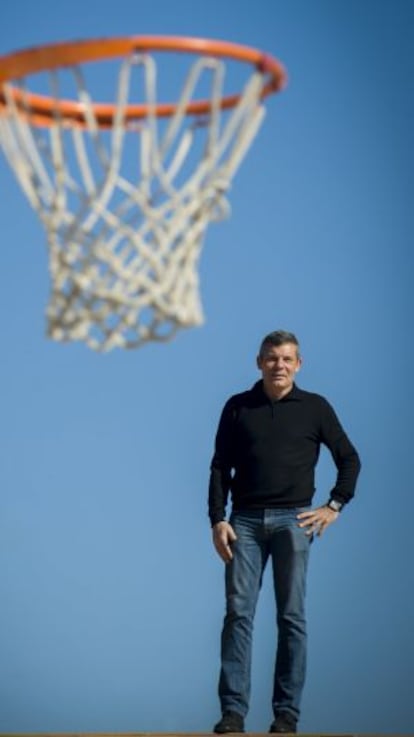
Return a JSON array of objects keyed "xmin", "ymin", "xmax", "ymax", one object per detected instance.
[{"xmin": 0, "ymin": 36, "xmax": 287, "ymax": 351}]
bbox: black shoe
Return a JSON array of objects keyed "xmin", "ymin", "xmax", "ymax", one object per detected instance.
[
  {"xmin": 213, "ymin": 711, "xmax": 245, "ymax": 733},
  {"xmin": 269, "ymin": 712, "xmax": 297, "ymax": 733}
]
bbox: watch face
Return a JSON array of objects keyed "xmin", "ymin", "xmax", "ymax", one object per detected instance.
[{"xmin": 329, "ymin": 500, "xmax": 342, "ymax": 512}]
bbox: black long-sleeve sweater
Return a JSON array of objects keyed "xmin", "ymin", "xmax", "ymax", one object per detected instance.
[{"xmin": 208, "ymin": 381, "xmax": 361, "ymax": 526}]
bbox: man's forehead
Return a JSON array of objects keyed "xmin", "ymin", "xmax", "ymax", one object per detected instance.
[{"xmin": 262, "ymin": 342, "xmax": 299, "ymax": 357}]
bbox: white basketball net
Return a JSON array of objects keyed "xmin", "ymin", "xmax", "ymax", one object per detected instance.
[{"xmin": 0, "ymin": 52, "xmax": 267, "ymax": 351}]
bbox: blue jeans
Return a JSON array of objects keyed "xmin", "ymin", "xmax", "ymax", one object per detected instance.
[{"xmin": 218, "ymin": 508, "xmax": 312, "ymax": 721}]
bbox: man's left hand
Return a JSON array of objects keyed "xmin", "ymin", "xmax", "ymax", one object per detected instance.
[{"xmin": 297, "ymin": 505, "xmax": 339, "ymax": 537}]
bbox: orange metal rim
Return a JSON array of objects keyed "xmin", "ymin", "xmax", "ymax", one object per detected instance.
[{"xmin": 0, "ymin": 35, "xmax": 287, "ymax": 128}]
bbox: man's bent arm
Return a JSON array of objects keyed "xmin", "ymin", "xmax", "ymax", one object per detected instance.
[{"xmin": 320, "ymin": 398, "xmax": 361, "ymax": 505}]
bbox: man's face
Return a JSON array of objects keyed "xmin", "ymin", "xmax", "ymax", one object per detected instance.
[{"xmin": 257, "ymin": 342, "xmax": 301, "ymax": 398}]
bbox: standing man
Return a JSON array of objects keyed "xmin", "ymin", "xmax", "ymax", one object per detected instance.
[{"xmin": 209, "ymin": 330, "xmax": 361, "ymax": 734}]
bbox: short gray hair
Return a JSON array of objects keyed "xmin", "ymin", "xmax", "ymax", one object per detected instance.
[{"xmin": 258, "ymin": 330, "xmax": 300, "ymax": 358}]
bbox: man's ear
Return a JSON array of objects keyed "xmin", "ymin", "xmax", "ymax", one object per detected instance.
[{"xmin": 256, "ymin": 354, "xmax": 262, "ymax": 371}]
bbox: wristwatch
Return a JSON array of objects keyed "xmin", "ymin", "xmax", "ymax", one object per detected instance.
[{"xmin": 326, "ymin": 499, "xmax": 343, "ymax": 513}]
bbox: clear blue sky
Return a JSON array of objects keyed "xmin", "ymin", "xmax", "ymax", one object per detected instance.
[{"xmin": 0, "ymin": 1, "xmax": 413, "ymax": 734}]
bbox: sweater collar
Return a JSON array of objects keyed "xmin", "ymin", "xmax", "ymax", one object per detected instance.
[{"xmin": 253, "ymin": 380, "xmax": 302, "ymax": 402}]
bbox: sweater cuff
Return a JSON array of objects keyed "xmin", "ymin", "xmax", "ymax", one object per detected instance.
[{"xmin": 210, "ymin": 515, "xmax": 226, "ymax": 527}]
